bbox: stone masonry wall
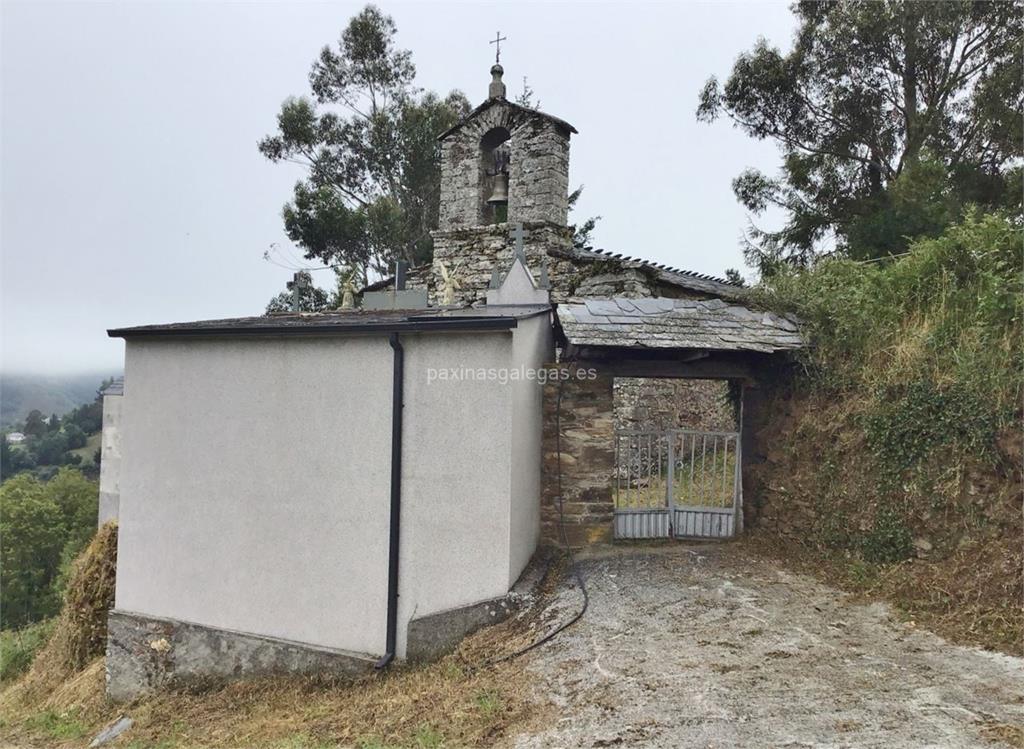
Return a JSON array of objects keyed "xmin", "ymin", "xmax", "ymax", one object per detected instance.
[
  {"xmin": 540, "ymin": 366, "xmax": 615, "ymax": 547},
  {"xmin": 438, "ymin": 101, "xmax": 570, "ymax": 230},
  {"xmin": 613, "ymin": 378, "xmax": 736, "ymax": 433},
  {"xmin": 429, "ymin": 222, "xmax": 577, "ymax": 307},
  {"xmin": 573, "ymin": 267, "xmax": 659, "ymax": 298}
]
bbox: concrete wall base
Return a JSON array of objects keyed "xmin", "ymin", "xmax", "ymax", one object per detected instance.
[
  {"xmin": 405, "ymin": 552, "xmax": 550, "ymax": 662},
  {"xmin": 106, "ymin": 611, "xmax": 375, "ymax": 701},
  {"xmin": 406, "ymin": 597, "xmax": 514, "ymax": 662}
]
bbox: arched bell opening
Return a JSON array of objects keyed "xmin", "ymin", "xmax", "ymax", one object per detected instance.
[{"xmin": 479, "ymin": 126, "xmax": 511, "ymax": 225}]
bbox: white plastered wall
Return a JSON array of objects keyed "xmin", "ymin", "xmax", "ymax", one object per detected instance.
[
  {"xmin": 115, "ymin": 322, "xmax": 551, "ymax": 660},
  {"xmin": 115, "ymin": 336, "xmax": 394, "ymax": 656},
  {"xmin": 98, "ymin": 393, "xmax": 123, "ymax": 525}
]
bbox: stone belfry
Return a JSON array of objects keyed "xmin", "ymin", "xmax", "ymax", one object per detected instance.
[{"xmin": 430, "ymin": 48, "xmax": 577, "ymax": 306}]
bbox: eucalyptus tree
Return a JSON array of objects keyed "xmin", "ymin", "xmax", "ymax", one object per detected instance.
[
  {"xmin": 259, "ymin": 5, "xmax": 470, "ymax": 284},
  {"xmin": 699, "ymin": 0, "xmax": 1023, "ymax": 268}
]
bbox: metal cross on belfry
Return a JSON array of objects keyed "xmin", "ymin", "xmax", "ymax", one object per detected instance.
[{"xmin": 490, "ymin": 31, "xmax": 507, "ymax": 64}]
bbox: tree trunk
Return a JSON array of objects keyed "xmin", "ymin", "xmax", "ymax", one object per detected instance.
[{"xmin": 901, "ymin": 1, "xmax": 921, "ymax": 171}]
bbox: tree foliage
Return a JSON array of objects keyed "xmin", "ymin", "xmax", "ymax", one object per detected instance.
[
  {"xmin": 62, "ymin": 381, "xmax": 108, "ymax": 435},
  {"xmin": 0, "ymin": 469, "xmax": 98, "ymax": 629},
  {"xmin": 23, "ymin": 410, "xmax": 45, "ymax": 439},
  {"xmin": 699, "ymin": 0, "xmax": 1023, "ymax": 268},
  {"xmin": 568, "ymin": 186, "xmax": 601, "ymax": 250},
  {"xmin": 259, "ymin": 5, "xmax": 470, "ymax": 283}
]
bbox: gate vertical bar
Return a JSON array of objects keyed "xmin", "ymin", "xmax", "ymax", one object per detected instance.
[
  {"xmin": 735, "ymin": 385, "xmax": 745, "ymax": 534},
  {"xmin": 614, "ymin": 434, "xmax": 620, "ymax": 512},
  {"xmin": 688, "ymin": 433, "xmax": 696, "ymax": 506},
  {"xmin": 666, "ymin": 431, "xmax": 675, "ymax": 536},
  {"xmin": 722, "ymin": 436, "xmax": 730, "ymax": 507},
  {"xmin": 700, "ymin": 435, "xmax": 708, "ymax": 506}
]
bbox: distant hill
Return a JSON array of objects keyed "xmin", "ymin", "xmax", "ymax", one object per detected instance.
[{"xmin": 0, "ymin": 373, "xmax": 120, "ymax": 428}]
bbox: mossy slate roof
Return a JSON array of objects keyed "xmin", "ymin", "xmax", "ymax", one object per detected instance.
[{"xmin": 557, "ymin": 298, "xmax": 803, "ymax": 354}]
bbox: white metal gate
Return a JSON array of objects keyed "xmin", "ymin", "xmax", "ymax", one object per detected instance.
[{"xmin": 613, "ymin": 429, "xmax": 742, "ymax": 540}]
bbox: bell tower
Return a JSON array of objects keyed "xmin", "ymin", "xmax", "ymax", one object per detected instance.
[{"xmin": 431, "ymin": 56, "xmax": 576, "ymax": 306}]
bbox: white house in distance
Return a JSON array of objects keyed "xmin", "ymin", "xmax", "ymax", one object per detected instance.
[
  {"xmin": 103, "ymin": 62, "xmax": 802, "ymax": 699},
  {"xmin": 6, "ymin": 431, "xmax": 26, "ymax": 443}
]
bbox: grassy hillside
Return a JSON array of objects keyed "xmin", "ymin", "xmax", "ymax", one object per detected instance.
[
  {"xmin": 0, "ymin": 373, "xmax": 118, "ymax": 428},
  {"xmin": 68, "ymin": 433, "xmax": 102, "ymax": 464},
  {"xmin": 746, "ymin": 212, "xmax": 1022, "ymax": 652}
]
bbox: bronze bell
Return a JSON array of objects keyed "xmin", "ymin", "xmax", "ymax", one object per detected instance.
[{"xmin": 487, "ymin": 172, "xmax": 509, "ymax": 205}]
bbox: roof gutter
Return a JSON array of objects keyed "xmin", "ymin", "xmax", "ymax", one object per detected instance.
[{"xmin": 376, "ymin": 332, "xmax": 404, "ymax": 669}]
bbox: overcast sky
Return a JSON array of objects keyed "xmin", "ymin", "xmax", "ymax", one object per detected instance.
[{"xmin": 1, "ymin": 1, "xmax": 794, "ymax": 374}]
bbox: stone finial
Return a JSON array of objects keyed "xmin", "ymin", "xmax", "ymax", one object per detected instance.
[{"xmin": 489, "ymin": 64, "xmax": 506, "ymax": 99}]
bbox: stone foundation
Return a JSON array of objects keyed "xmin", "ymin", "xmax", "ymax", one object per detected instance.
[
  {"xmin": 106, "ymin": 611, "xmax": 375, "ymax": 701},
  {"xmin": 107, "ymin": 558, "xmax": 550, "ymax": 698}
]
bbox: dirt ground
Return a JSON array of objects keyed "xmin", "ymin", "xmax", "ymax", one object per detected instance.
[
  {"xmin": 510, "ymin": 543, "xmax": 1024, "ymax": 749},
  {"xmin": 3, "ymin": 542, "xmax": 1021, "ymax": 748}
]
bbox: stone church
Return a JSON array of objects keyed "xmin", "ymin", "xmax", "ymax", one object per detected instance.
[
  {"xmin": 366, "ymin": 62, "xmax": 745, "ymax": 307},
  {"xmin": 101, "ymin": 62, "xmax": 801, "ymax": 698}
]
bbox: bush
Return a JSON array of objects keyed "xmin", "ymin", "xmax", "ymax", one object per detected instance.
[
  {"xmin": 757, "ymin": 211, "xmax": 1021, "ymax": 445},
  {"xmin": 5, "ymin": 524, "xmax": 118, "ymax": 699},
  {"xmin": 753, "ymin": 211, "xmax": 1024, "ymax": 407},
  {"xmin": 861, "ymin": 507, "xmax": 914, "ymax": 564},
  {"xmin": 754, "ymin": 211, "xmax": 1022, "ymax": 556}
]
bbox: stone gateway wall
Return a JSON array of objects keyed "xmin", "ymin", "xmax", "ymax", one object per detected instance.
[{"xmin": 541, "ymin": 367, "xmax": 615, "ymax": 547}]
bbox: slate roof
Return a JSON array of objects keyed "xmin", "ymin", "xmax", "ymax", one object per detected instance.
[
  {"xmin": 557, "ymin": 298, "xmax": 802, "ymax": 354},
  {"xmin": 437, "ymin": 98, "xmax": 578, "ymax": 141},
  {"xmin": 108, "ymin": 306, "xmax": 550, "ymax": 339},
  {"xmin": 557, "ymin": 247, "xmax": 743, "ymax": 299},
  {"xmin": 360, "ymin": 246, "xmax": 743, "ymax": 299}
]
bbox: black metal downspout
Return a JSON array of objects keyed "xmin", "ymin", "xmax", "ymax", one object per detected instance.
[{"xmin": 376, "ymin": 333, "xmax": 404, "ymax": 669}]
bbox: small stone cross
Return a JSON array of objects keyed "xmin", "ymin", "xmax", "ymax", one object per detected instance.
[{"xmin": 490, "ymin": 31, "xmax": 507, "ymax": 64}]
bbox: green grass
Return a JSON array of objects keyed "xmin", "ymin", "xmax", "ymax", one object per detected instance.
[
  {"xmin": 615, "ymin": 452, "xmax": 738, "ymax": 510},
  {"xmin": 0, "ymin": 619, "xmax": 55, "ymax": 683},
  {"xmin": 411, "ymin": 724, "xmax": 445, "ymax": 748},
  {"xmin": 23, "ymin": 709, "xmax": 88, "ymax": 740},
  {"xmin": 475, "ymin": 690, "xmax": 503, "ymax": 716}
]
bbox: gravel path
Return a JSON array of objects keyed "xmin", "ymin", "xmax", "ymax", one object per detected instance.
[{"xmin": 512, "ymin": 544, "xmax": 1024, "ymax": 748}]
